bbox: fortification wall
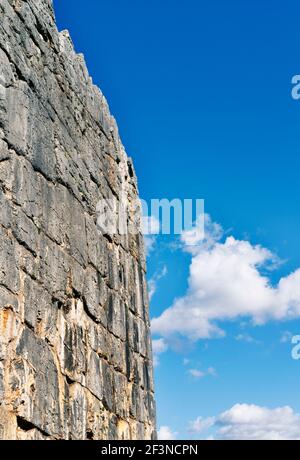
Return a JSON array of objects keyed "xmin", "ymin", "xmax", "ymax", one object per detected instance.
[{"xmin": 0, "ymin": 0, "xmax": 155, "ymax": 440}]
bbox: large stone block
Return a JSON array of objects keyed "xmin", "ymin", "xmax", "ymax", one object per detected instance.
[
  {"xmin": 14, "ymin": 327, "xmax": 62, "ymax": 437},
  {"xmin": 0, "ymin": 227, "xmax": 20, "ymax": 294}
]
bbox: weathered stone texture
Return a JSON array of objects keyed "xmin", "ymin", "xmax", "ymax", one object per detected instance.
[{"xmin": 0, "ymin": 0, "xmax": 155, "ymax": 440}]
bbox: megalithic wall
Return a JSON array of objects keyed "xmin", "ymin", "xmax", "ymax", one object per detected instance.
[{"xmin": 0, "ymin": 0, "xmax": 156, "ymax": 440}]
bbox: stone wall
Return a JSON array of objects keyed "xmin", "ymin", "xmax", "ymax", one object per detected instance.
[{"xmin": 0, "ymin": 0, "xmax": 155, "ymax": 440}]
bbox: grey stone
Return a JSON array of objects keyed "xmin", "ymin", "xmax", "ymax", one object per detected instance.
[
  {"xmin": 0, "ymin": 227, "xmax": 20, "ymax": 294},
  {"xmin": 86, "ymin": 350, "xmax": 103, "ymax": 401},
  {"xmin": 0, "ymin": 0, "xmax": 155, "ymax": 441}
]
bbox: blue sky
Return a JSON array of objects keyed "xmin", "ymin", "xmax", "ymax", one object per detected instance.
[{"xmin": 54, "ymin": 0, "xmax": 300, "ymax": 439}]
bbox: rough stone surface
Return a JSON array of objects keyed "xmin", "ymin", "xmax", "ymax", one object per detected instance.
[{"xmin": 0, "ymin": 0, "xmax": 155, "ymax": 440}]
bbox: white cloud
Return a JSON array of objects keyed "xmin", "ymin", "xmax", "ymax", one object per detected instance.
[
  {"xmin": 144, "ymin": 235, "xmax": 156, "ymax": 256},
  {"xmin": 152, "ymin": 215, "xmax": 300, "ymax": 342},
  {"xmin": 157, "ymin": 426, "xmax": 178, "ymax": 440},
  {"xmin": 143, "ymin": 215, "xmax": 161, "ymax": 256},
  {"xmin": 190, "ymin": 404, "xmax": 300, "ymax": 440},
  {"xmin": 152, "ymin": 338, "xmax": 168, "ymax": 367},
  {"xmin": 189, "ymin": 369, "xmax": 205, "ymax": 379},
  {"xmin": 148, "ymin": 266, "xmax": 168, "ymax": 301},
  {"xmin": 189, "ymin": 416, "xmax": 215, "ymax": 433},
  {"xmin": 280, "ymin": 331, "xmax": 293, "ymax": 343},
  {"xmin": 235, "ymin": 333, "xmax": 260, "ymax": 344},
  {"xmin": 207, "ymin": 366, "xmax": 217, "ymax": 376},
  {"xmin": 153, "ymin": 338, "xmax": 168, "ymax": 355},
  {"xmin": 188, "ymin": 367, "xmax": 217, "ymax": 379},
  {"xmin": 181, "ymin": 214, "xmax": 222, "ymax": 254}
]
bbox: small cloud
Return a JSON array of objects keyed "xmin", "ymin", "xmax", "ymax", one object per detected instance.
[
  {"xmin": 235, "ymin": 333, "xmax": 260, "ymax": 345},
  {"xmin": 183, "ymin": 358, "xmax": 190, "ymax": 366},
  {"xmin": 148, "ymin": 266, "xmax": 168, "ymax": 301},
  {"xmin": 188, "ymin": 367, "xmax": 217, "ymax": 379},
  {"xmin": 207, "ymin": 366, "xmax": 217, "ymax": 376},
  {"xmin": 280, "ymin": 331, "xmax": 293, "ymax": 343},
  {"xmin": 157, "ymin": 426, "xmax": 178, "ymax": 440},
  {"xmin": 189, "ymin": 369, "xmax": 205, "ymax": 379},
  {"xmin": 239, "ymin": 321, "xmax": 250, "ymax": 329},
  {"xmin": 144, "ymin": 235, "xmax": 156, "ymax": 256},
  {"xmin": 143, "ymin": 215, "xmax": 161, "ymax": 256},
  {"xmin": 152, "ymin": 338, "xmax": 168, "ymax": 367}
]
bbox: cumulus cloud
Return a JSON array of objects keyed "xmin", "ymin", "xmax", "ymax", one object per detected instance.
[
  {"xmin": 152, "ymin": 338, "xmax": 168, "ymax": 367},
  {"xmin": 189, "ymin": 404, "xmax": 300, "ymax": 440},
  {"xmin": 152, "ymin": 215, "xmax": 300, "ymax": 341},
  {"xmin": 157, "ymin": 426, "xmax": 178, "ymax": 440}
]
